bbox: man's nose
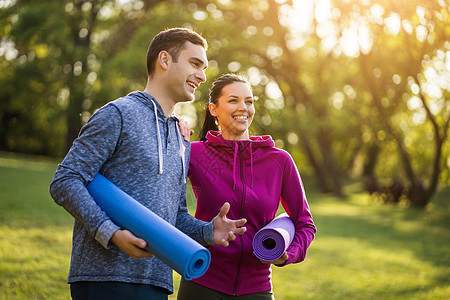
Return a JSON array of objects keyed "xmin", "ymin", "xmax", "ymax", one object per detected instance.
[{"xmin": 196, "ymin": 69, "xmax": 206, "ymax": 83}]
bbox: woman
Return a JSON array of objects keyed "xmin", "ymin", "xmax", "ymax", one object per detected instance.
[{"xmin": 178, "ymin": 74, "xmax": 316, "ymax": 299}]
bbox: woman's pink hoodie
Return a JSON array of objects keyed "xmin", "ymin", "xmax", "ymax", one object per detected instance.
[{"xmin": 188, "ymin": 131, "xmax": 316, "ymax": 296}]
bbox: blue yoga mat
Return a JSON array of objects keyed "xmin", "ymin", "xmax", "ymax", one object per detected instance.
[
  {"xmin": 86, "ymin": 173, "xmax": 211, "ymax": 280},
  {"xmin": 252, "ymin": 213, "xmax": 295, "ymax": 261}
]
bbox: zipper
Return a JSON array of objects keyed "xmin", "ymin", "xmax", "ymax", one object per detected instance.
[{"xmin": 233, "ymin": 142, "xmax": 246, "ymax": 295}]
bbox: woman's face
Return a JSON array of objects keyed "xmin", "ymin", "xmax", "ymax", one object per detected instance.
[{"xmin": 209, "ymin": 81, "xmax": 255, "ymax": 140}]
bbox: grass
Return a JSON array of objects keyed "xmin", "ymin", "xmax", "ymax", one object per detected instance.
[
  {"xmin": 0, "ymin": 152, "xmax": 449, "ymax": 299},
  {"xmin": 0, "ymin": 153, "xmax": 73, "ymax": 299}
]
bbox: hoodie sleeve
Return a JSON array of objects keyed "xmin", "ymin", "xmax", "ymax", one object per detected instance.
[
  {"xmin": 175, "ymin": 188, "xmax": 214, "ymax": 246},
  {"xmin": 175, "ymin": 141, "xmax": 214, "ymax": 245},
  {"xmin": 49, "ymin": 104, "xmax": 122, "ymax": 249},
  {"xmin": 279, "ymin": 151, "xmax": 316, "ymax": 265}
]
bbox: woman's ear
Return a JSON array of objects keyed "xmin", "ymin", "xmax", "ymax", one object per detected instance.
[
  {"xmin": 157, "ymin": 51, "xmax": 170, "ymax": 70},
  {"xmin": 209, "ymin": 103, "xmax": 218, "ymax": 117}
]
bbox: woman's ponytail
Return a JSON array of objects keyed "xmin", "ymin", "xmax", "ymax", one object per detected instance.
[{"xmin": 198, "ymin": 104, "xmax": 218, "ymax": 141}]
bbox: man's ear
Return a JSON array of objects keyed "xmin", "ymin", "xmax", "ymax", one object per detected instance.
[
  {"xmin": 209, "ymin": 103, "xmax": 217, "ymax": 117},
  {"xmin": 157, "ymin": 51, "xmax": 170, "ymax": 70}
]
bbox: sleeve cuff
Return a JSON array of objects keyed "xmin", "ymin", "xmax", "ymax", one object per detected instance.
[
  {"xmin": 203, "ymin": 220, "xmax": 214, "ymax": 245},
  {"xmin": 95, "ymin": 220, "xmax": 120, "ymax": 249}
]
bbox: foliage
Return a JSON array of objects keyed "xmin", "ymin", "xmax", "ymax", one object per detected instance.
[
  {"xmin": 0, "ymin": 0, "xmax": 449, "ymax": 207},
  {"xmin": 0, "ymin": 2, "xmax": 68, "ymax": 156}
]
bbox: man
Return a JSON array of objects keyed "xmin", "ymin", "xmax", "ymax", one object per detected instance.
[{"xmin": 50, "ymin": 28, "xmax": 246, "ymax": 300}]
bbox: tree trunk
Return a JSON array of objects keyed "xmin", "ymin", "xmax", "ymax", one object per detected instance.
[
  {"xmin": 65, "ymin": 75, "xmax": 85, "ymax": 151},
  {"xmin": 317, "ymin": 127, "xmax": 344, "ymax": 197},
  {"xmin": 298, "ymin": 130, "xmax": 332, "ymax": 193},
  {"xmin": 362, "ymin": 143, "xmax": 380, "ymax": 177},
  {"xmin": 64, "ymin": 1, "xmax": 97, "ymax": 150},
  {"xmin": 359, "ymin": 52, "xmax": 449, "ymax": 209}
]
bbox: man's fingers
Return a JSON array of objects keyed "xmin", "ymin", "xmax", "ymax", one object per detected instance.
[
  {"xmin": 132, "ymin": 238, "xmax": 154, "ymax": 258},
  {"xmin": 218, "ymin": 202, "xmax": 230, "ymax": 218},
  {"xmin": 139, "ymin": 250, "xmax": 155, "ymax": 258},
  {"xmin": 234, "ymin": 227, "xmax": 247, "ymax": 235},
  {"xmin": 133, "ymin": 246, "xmax": 155, "ymax": 259},
  {"xmin": 133, "ymin": 238, "xmax": 147, "ymax": 249},
  {"xmin": 131, "ymin": 248, "xmax": 155, "ymax": 260},
  {"xmin": 235, "ymin": 218, "xmax": 247, "ymax": 227}
]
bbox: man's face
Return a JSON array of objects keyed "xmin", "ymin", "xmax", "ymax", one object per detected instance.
[{"xmin": 166, "ymin": 42, "xmax": 208, "ymax": 103}]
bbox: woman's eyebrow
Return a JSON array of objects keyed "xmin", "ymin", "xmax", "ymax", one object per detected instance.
[{"xmin": 225, "ymin": 95, "xmax": 253, "ymax": 100}]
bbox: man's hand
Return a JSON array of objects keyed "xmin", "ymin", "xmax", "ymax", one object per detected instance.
[
  {"xmin": 110, "ymin": 229, "xmax": 154, "ymax": 260},
  {"xmin": 213, "ymin": 202, "xmax": 247, "ymax": 247},
  {"xmin": 175, "ymin": 115, "xmax": 194, "ymax": 141},
  {"xmin": 260, "ymin": 252, "xmax": 289, "ymax": 266}
]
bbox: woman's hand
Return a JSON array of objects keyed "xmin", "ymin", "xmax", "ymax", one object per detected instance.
[
  {"xmin": 260, "ymin": 252, "xmax": 289, "ymax": 266},
  {"xmin": 212, "ymin": 202, "xmax": 247, "ymax": 247},
  {"xmin": 174, "ymin": 114, "xmax": 194, "ymax": 141}
]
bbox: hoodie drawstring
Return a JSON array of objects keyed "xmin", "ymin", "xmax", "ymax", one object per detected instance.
[
  {"xmin": 137, "ymin": 93, "xmax": 187, "ymax": 184},
  {"xmin": 175, "ymin": 123, "xmax": 187, "ymax": 184},
  {"xmin": 151, "ymin": 100, "xmax": 163, "ymax": 175},
  {"xmin": 233, "ymin": 143, "xmax": 238, "ymax": 191}
]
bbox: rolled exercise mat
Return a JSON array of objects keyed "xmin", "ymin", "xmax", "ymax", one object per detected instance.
[
  {"xmin": 252, "ymin": 213, "xmax": 295, "ymax": 261},
  {"xmin": 86, "ymin": 173, "xmax": 211, "ymax": 280}
]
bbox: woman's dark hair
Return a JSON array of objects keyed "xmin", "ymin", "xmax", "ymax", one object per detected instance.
[
  {"xmin": 198, "ymin": 74, "xmax": 251, "ymax": 141},
  {"xmin": 146, "ymin": 27, "xmax": 207, "ymax": 76}
]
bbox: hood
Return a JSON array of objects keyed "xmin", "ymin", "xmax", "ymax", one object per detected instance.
[
  {"xmin": 204, "ymin": 131, "xmax": 275, "ymax": 190},
  {"xmin": 205, "ymin": 130, "xmax": 275, "ymax": 150},
  {"xmin": 132, "ymin": 91, "xmax": 187, "ymax": 184}
]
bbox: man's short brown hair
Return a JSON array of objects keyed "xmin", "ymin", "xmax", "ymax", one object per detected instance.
[{"xmin": 146, "ymin": 28, "xmax": 208, "ymax": 76}]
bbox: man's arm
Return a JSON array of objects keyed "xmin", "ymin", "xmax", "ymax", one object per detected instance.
[{"xmin": 49, "ymin": 104, "xmax": 123, "ymax": 248}]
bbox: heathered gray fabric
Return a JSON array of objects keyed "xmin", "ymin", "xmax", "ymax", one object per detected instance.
[{"xmin": 49, "ymin": 91, "xmax": 214, "ymax": 293}]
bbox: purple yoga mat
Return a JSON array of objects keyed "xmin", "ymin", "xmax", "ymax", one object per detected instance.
[{"xmin": 252, "ymin": 213, "xmax": 295, "ymax": 261}]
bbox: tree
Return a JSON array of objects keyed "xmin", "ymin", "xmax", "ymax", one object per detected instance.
[
  {"xmin": 182, "ymin": 0, "xmax": 450, "ymax": 205},
  {"xmin": 0, "ymin": 0, "xmax": 175, "ymax": 155},
  {"xmin": 0, "ymin": 1, "xmax": 68, "ymax": 155},
  {"xmin": 339, "ymin": 0, "xmax": 450, "ymax": 207},
  {"xmin": 1, "ymin": 0, "xmax": 448, "ymax": 207}
]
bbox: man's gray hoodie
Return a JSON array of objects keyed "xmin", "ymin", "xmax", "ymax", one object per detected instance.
[{"xmin": 49, "ymin": 91, "xmax": 213, "ymax": 294}]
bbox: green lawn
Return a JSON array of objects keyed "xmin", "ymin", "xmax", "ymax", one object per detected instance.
[{"xmin": 0, "ymin": 152, "xmax": 449, "ymax": 299}]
